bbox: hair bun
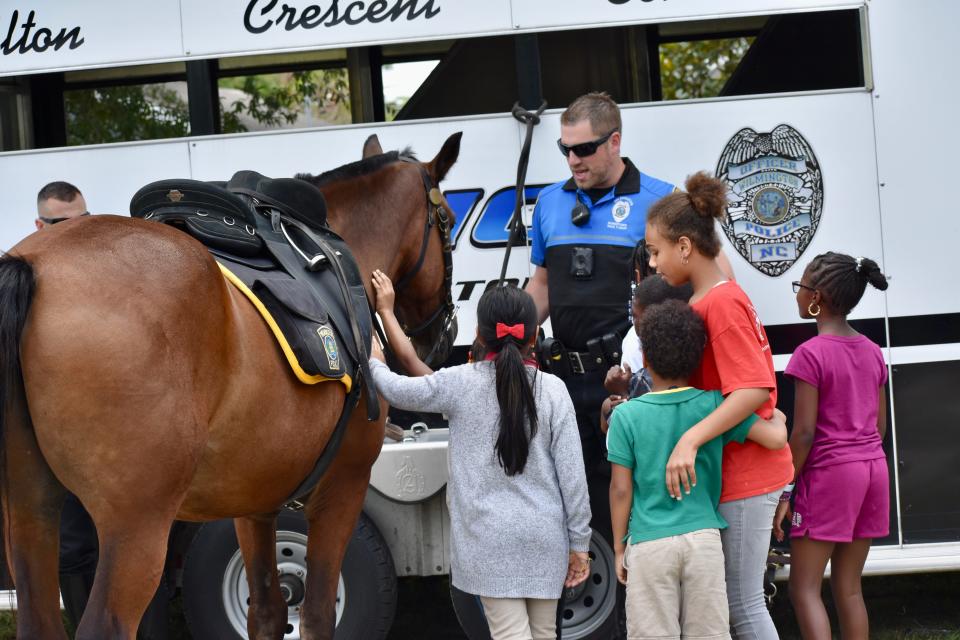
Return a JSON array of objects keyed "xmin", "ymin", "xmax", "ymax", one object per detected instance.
[
  {"xmin": 859, "ymin": 257, "xmax": 889, "ymax": 291},
  {"xmin": 684, "ymin": 172, "xmax": 727, "ymax": 221}
]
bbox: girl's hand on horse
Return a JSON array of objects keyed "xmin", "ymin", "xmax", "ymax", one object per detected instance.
[
  {"xmin": 773, "ymin": 499, "xmax": 792, "ymax": 542},
  {"xmin": 565, "ymin": 551, "xmax": 591, "ymax": 587},
  {"xmin": 371, "ymin": 269, "xmax": 396, "ymax": 313}
]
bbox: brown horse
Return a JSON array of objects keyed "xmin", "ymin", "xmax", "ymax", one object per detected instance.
[{"xmin": 0, "ymin": 132, "xmax": 461, "ymax": 639}]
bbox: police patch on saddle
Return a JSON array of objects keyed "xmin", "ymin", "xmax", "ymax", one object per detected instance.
[{"xmin": 715, "ymin": 124, "xmax": 823, "ymax": 276}]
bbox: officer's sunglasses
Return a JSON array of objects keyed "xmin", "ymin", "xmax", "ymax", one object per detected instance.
[
  {"xmin": 39, "ymin": 212, "xmax": 90, "ymax": 225},
  {"xmin": 556, "ymin": 129, "xmax": 618, "ymax": 158}
]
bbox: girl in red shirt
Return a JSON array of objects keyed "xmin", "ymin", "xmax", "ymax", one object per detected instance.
[{"xmin": 644, "ymin": 172, "xmax": 794, "ymax": 639}]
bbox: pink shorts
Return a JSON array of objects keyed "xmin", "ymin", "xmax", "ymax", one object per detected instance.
[{"xmin": 791, "ymin": 458, "xmax": 889, "ymax": 542}]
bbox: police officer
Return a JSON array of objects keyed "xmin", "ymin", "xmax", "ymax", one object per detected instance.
[
  {"xmin": 527, "ymin": 91, "xmax": 676, "ymax": 511},
  {"xmin": 525, "ymin": 93, "xmax": 675, "ymax": 638},
  {"xmin": 35, "ymin": 181, "xmax": 169, "ymax": 639}
]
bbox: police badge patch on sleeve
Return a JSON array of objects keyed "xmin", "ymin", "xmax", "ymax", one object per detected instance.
[{"xmin": 715, "ymin": 124, "xmax": 823, "ymax": 277}]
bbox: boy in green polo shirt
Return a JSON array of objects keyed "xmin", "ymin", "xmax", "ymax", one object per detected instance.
[{"xmin": 607, "ymin": 299, "xmax": 787, "ymax": 639}]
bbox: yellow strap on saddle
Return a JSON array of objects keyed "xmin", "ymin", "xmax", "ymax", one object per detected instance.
[{"xmin": 217, "ymin": 262, "xmax": 353, "ymax": 391}]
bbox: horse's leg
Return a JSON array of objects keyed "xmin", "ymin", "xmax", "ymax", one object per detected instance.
[
  {"xmin": 2, "ymin": 398, "xmax": 69, "ymax": 640},
  {"xmin": 74, "ymin": 511, "xmax": 175, "ymax": 640},
  {"xmin": 236, "ymin": 512, "xmax": 288, "ymax": 640},
  {"xmin": 300, "ymin": 396, "xmax": 385, "ymax": 640}
]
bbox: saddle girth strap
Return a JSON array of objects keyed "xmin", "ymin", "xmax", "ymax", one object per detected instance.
[{"xmin": 284, "ymin": 381, "xmax": 363, "ymax": 507}]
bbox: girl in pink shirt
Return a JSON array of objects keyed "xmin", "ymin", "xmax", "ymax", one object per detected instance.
[{"xmin": 774, "ymin": 251, "xmax": 889, "ymax": 640}]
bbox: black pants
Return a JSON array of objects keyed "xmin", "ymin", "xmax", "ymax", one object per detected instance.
[{"xmin": 562, "ymin": 371, "xmax": 628, "ymax": 640}]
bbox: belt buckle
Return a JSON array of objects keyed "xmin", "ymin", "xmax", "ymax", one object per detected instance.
[{"xmin": 569, "ymin": 351, "xmax": 585, "ymax": 375}]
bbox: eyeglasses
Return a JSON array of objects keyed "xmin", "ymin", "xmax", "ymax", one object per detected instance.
[
  {"xmin": 39, "ymin": 212, "xmax": 90, "ymax": 225},
  {"xmin": 792, "ymin": 281, "xmax": 816, "ymax": 294},
  {"xmin": 556, "ymin": 129, "xmax": 618, "ymax": 158}
]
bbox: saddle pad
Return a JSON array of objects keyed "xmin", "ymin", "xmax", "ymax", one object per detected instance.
[{"xmin": 218, "ymin": 262, "xmax": 353, "ymax": 391}]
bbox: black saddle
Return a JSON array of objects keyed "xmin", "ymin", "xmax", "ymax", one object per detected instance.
[
  {"xmin": 130, "ymin": 179, "xmax": 262, "ymax": 257},
  {"xmin": 227, "ymin": 170, "xmax": 328, "ymax": 231},
  {"xmin": 131, "ymin": 170, "xmax": 378, "ymax": 505}
]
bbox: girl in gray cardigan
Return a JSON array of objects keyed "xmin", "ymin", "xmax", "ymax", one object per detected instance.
[{"xmin": 369, "ymin": 284, "xmax": 591, "ymax": 640}]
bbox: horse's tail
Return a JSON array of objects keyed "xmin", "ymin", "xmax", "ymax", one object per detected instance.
[{"xmin": 0, "ymin": 253, "xmax": 37, "ymax": 479}]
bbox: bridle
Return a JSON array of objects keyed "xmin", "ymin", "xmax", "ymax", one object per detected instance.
[{"xmin": 388, "ymin": 156, "xmax": 457, "ymax": 367}]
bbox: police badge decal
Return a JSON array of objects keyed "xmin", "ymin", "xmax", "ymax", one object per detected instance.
[{"xmin": 715, "ymin": 124, "xmax": 823, "ymax": 276}]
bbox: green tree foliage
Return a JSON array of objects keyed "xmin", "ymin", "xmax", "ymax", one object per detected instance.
[
  {"xmin": 220, "ymin": 68, "xmax": 351, "ymax": 133},
  {"xmin": 64, "ymin": 68, "xmax": 351, "ymax": 145},
  {"xmin": 65, "ymin": 84, "xmax": 190, "ymax": 146},
  {"xmin": 659, "ymin": 37, "xmax": 754, "ymax": 101}
]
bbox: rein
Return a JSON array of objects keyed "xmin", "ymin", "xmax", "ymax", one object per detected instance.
[
  {"xmin": 378, "ymin": 157, "xmax": 457, "ymax": 368},
  {"xmin": 497, "ymin": 101, "xmax": 547, "ymax": 286}
]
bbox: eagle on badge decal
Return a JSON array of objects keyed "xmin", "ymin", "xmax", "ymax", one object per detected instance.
[{"xmin": 715, "ymin": 124, "xmax": 823, "ymax": 277}]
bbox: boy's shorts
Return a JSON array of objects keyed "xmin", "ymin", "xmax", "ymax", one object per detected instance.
[
  {"xmin": 791, "ymin": 458, "xmax": 889, "ymax": 542},
  {"xmin": 623, "ymin": 528, "xmax": 730, "ymax": 640}
]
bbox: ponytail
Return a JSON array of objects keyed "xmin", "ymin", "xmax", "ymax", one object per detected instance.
[
  {"xmin": 493, "ymin": 339, "xmax": 538, "ymax": 476},
  {"xmin": 646, "ymin": 171, "xmax": 727, "ymax": 257},
  {"xmin": 476, "ymin": 286, "xmax": 539, "ymax": 476}
]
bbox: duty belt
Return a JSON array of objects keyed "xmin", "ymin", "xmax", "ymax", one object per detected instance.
[{"xmin": 566, "ymin": 349, "xmax": 607, "ymax": 375}]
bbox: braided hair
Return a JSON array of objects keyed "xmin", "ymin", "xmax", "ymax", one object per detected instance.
[
  {"xmin": 807, "ymin": 252, "xmax": 888, "ymax": 315},
  {"xmin": 476, "ymin": 285, "xmax": 539, "ymax": 476}
]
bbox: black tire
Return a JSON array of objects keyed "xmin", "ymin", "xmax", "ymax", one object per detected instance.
[
  {"xmin": 448, "ymin": 528, "xmax": 619, "ymax": 640},
  {"xmin": 182, "ymin": 510, "xmax": 397, "ymax": 640}
]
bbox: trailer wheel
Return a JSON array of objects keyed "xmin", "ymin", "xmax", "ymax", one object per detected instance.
[
  {"xmin": 449, "ymin": 528, "xmax": 617, "ymax": 640},
  {"xmin": 182, "ymin": 511, "xmax": 396, "ymax": 640}
]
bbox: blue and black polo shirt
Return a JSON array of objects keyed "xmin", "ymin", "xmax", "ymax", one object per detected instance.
[{"xmin": 530, "ymin": 158, "xmax": 674, "ymax": 351}]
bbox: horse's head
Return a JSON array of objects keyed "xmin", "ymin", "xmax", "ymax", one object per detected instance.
[
  {"xmin": 303, "ymin": 132, "xmax": 462, "ymax": 369},
  {"xmin": 364, "ymin": 133, "xmax": 462, "ymax": 367}
]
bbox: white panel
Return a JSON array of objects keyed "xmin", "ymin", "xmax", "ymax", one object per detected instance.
[
  {"xmin": 0, "ymin": 141, "xmax": 191, "ymax": 252},
  {"xmin": 0, "ymin": 1, "xmax": 183, "ymax": 77},
  {"xmin": 868, "ymin": 0, "xmax": 960, "ymax": 318},
  {"xmin": 510, "ymin": 0, "xmax": 863, "ymax": 30},
  {"xmin": 524, "ymin": 91, "xmax": 885, "ymax": 330},
  {"xmin": 180, "ymin": 0, "xmax": 513, "ymax": 58},
  {"xmin": 0, "ymin": 91, "xmax": 884, "ymax": 345}
]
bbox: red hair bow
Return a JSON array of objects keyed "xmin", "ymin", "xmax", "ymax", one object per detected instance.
[{"xmin": 496, "ymin": 322, "xmax": 525, "ymax": 340}]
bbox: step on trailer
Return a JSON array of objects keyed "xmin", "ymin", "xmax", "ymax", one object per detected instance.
[{"xmin": 0, "ymin": 1, "xmax": 958, "ymax": 638}]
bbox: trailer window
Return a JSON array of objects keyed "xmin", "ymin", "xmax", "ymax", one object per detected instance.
[
  {"xmin": 383, "ymin": 60, "xmax": 439, "ymax": 121},
  {"xmin": 659, "ymin": 37, "xmax": 754, "ymax": 101},
  {"xmin": 65, "ymin": 81, "xmax": 190, "ymax": 146},
  {"xmin": 219, "ymin": 68, "xmax": 351, "ymax": 132},
  {"xmin": 0, "ymin": 79, "xmax": 29, "ymax": 151}
]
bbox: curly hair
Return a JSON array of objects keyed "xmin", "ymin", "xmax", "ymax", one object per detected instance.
[
  {"xmin": 633, "ymin": 274, "xmax": 692, "ymax": 309},
  {"xmin": 647, "ymin": 172, "xmax": 727, "ymax": 257},
  {"xmin": 639, "ymin": 299, "xmax": 706, "ymax": 380},
  {"xmin": 806, "ymin": 252, "xmax": 889, "ymax": 316}
]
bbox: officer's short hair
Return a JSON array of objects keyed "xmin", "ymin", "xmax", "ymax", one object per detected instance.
[
  {"xmin": 37, "ymin": 181, "xmax": 82, "ymax": 205},
  {"xmin": 561, "ymin": 92, "xmax": 622, "ymax": 136}
]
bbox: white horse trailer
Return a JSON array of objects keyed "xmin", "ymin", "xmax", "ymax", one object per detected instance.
[{"xmin": 1, "ymin": 1, "xmax": 958, "ymax": 638}]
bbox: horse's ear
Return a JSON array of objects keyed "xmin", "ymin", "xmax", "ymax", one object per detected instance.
[
  {"xmin": 428, "ymin": 132, "xmax": 462, "ymax": 184},
  {"xmin": 362, "ymin": 134, "xmax": 383, "ymax": 159}
]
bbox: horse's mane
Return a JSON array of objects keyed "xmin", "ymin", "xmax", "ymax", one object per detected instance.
[{"xmin": 296, "ymin": 147, "xmax": 417, "ymax": 188}]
